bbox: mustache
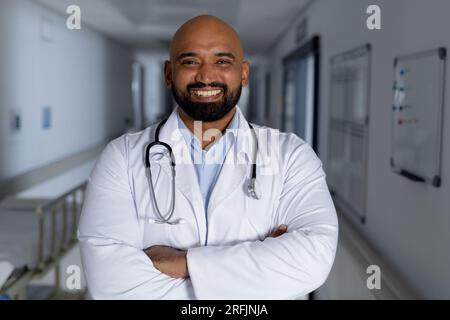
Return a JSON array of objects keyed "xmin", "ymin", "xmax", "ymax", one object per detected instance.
[{"xmin": 187, "ymin": 82, "xmax": 227, "ymax": 92}]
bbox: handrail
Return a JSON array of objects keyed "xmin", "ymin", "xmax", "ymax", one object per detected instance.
[
  {"xmin": 35, "ymin": 181, "xmax": 87, "ymax": 271},
  {"xmin": 1, "ymin": 181, "xmax": 88, "ymax": 299},
  {"xmin": 36, "ymin": 182, "xmax": 88, "ymax": 212}
]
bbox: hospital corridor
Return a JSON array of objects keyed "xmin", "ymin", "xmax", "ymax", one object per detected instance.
[{"xmin": 1, "ymin": 0, "xmax": 450, "ymax": 301}]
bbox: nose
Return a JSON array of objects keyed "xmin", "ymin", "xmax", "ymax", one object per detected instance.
[{"xmin": 194, "ymin": 62, "xmax": 218, "ymax": 84}]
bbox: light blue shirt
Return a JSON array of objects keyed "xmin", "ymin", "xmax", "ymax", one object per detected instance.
[{"xmin": 176, "ymin": 109, "xmax": 239, "ymax": 243}]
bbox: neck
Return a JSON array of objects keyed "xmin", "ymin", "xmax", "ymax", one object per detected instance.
[{"xmin": 178, "ymin": 107, "xmax": 237, "ymax": 150}]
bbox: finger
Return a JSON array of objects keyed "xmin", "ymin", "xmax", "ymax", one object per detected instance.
[
  {"xmin": 270, "ymin": 229, "xmax": 280, "ymax": 237},
  {"xmin": 270, "ymin": 224, "xmax": 288, "ymax": 237},
  {"xmin": 276, "ymin": 226, "xmax": 288, "ymax": 236},
  {"xmin": 145, "ymin": 245, "xmax": 167, "ymax": 260}
]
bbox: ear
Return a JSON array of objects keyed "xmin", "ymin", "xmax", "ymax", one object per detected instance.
[
  {"xmin": 241, "ymin": 60, "xmax": 250, "ymax": 87},
  {"xmin": 164, "ymin": 60, "xmax": 172, "ymax": 88}
]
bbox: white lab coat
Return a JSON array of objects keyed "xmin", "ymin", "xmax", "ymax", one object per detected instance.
[{"xmin": 78, "ymin": 106, "xmax": 338, "ymax": 300}]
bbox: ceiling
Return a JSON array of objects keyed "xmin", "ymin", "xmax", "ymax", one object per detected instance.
[{"xmin": 35, "ymin": 0, "xmax": 311, "ymax": 54}]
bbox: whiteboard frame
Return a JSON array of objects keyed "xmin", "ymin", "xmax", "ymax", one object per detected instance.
[{"xmin": 390, "ymin": 47, "xmax": 446, "ymax": 188}]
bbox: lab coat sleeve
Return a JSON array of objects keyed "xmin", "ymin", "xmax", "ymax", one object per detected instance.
[
  {"xmin": 186, "ymin": 137, "xmax": 338, "ymax": 299},
  {"xmin": 78, "ymin": 138, "xmax": 193, "ymax": 300}
]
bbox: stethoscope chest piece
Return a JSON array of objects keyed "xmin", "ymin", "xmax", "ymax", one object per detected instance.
[{"xmin": 246, "ymin": 177, "xmax": 262, "ymax": 200}]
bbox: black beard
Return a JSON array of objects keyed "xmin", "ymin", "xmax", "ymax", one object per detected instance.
[{"xmin": 171, "ymin": 82, "xmax": 242, "ymax": 122}]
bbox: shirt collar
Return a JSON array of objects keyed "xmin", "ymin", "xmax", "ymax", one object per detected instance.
[{"xmin": 176, "ymin": 107, "xmax": 240, "ymax": 152}]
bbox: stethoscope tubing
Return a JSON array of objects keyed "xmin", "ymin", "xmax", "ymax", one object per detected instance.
[{"xmin": 145, "ymin": 116, "xmax": 259, "ymax": 225}]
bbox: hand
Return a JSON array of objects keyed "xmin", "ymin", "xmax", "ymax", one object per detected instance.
[
  {"xmin": 269, "ymin": 224, "xmax": 288, "ymax": 238},
  {"xmin": 144, "ymin": 245, "xmax": 189, "ymax": 279}
]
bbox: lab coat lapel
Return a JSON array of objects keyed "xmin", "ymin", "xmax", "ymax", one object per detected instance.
[
  {"xmin": 156, "ymin": 108, "xmax": 207, "ymax": 244},
  {"xmin": 207, "ymin": 108, "xmax": 252, "ymax": 215}
]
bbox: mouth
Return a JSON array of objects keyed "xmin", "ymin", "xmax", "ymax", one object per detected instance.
[{"xmin": 190, "ymin": 87, "xmax": 224, "ymax": 101}]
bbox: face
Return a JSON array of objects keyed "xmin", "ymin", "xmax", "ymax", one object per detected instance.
[{"xmin": 165, "ymin": 25, "xmax": 250, "ymax": 122}]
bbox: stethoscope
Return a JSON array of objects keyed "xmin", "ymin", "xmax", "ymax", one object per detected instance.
[{"xmin": 144, "ymin": 117, "xmax": 260, "ymax": 225}]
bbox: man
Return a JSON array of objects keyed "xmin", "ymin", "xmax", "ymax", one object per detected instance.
[{"xmin": 78, "ymin": 15, "xmax": 338, "ymax": 299}]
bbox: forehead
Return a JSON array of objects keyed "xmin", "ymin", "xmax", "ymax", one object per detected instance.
[
  {"xmin": 170, "ymin": 25, "xmax": 243, "ymax": 59},
  {"xmin": 174, "ymin": 40, "xmax": 238, "ymax": 57}
]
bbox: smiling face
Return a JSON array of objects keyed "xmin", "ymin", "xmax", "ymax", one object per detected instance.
[{"xmin": 165, "ymin": 15, "xmax": 250, "ymax": 122}]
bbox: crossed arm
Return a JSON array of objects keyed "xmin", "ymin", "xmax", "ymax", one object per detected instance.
[{"xmin": 145, "ymin": 224, "xmax": 289, "ymax": 279}]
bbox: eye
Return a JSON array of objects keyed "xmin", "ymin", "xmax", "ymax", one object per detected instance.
[
  {"xmin": 217, "ymin": 60, "xmax": 231, "ymax": 65},
  {"xmin": 182, "ymin": 60, "xmax": 198, "ymax": 65}
]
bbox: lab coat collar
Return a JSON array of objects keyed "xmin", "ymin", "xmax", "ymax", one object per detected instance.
[
  {"xmin": 156, "ymin": 105, "xmax": 253, "ymax": 166},
  {"xmin": 206, "ymin": 108, "xmax": 251, "ymax": 215},
  {"xmin": 155, "ymin": 105, "xmax": 252, "ymax": 234}
]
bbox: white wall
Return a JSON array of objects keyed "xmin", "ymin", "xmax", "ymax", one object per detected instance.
[
  {"xmin": 0, "ymin": 0, "xmax": 133, "ymax": 181},
  {"xmin": 266, "ymin": 0, "xmax": 450, "ymax": 298},
  {"xmin": 246, "ymin": 55, "xmax": 269, "ymax": 124},
  {"xmin": 134, "ymin": 51, "xmax": 168, "ymax": 125}
]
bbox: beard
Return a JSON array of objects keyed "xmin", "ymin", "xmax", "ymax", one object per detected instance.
[{"xmin": 171, "ymin": 81, "xmax": 242, "ymax": 122}]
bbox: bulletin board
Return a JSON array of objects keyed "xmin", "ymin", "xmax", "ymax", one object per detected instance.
[
  {"xmin": 391, "ymin": 48, "xmax": 446, "ymax": 187},
  {"xmin": 327, "ymin": 44, "xmax": 371, "ymax": 223}
]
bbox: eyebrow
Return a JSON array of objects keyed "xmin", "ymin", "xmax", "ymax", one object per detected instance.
[
  {"xmin": 177, "ymin": 52, "xmax": 198, "ymax": 60},
  {"xmin": 176, "ymin": 52, "xmax": 236, "ymax": 60},
  {"xmin": 215, "ymin": 52, "xmax": 236, "ymax": 59}
]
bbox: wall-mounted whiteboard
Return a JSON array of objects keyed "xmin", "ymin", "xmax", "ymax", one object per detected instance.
[
  {"xmin": 391, "ymin": 48, "xmax": 446, "ymax": 187},
  {"xmin": 327, "ymin": 44, "xmax": 371, "ymax": 223}
]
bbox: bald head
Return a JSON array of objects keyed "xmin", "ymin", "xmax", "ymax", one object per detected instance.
[{"xmin": 170, "ymin": 15, "xmax": 244, "ymax": 62}]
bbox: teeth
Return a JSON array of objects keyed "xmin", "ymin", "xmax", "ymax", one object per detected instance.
[{"xmin": 193, "ymin": 89, "xmax": 222, "ymax": 97}]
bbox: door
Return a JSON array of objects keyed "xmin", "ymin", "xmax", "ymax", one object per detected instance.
[{"xmin": 282, "ymin": 36, "xmax": 320, "ymax": 151}]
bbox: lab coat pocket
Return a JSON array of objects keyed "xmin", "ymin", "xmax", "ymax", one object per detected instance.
[
  {"xmin": 242, "ymin": 205, "xmax": 267, "ymax": 241},
  {"xmin": 142, "ymin": 221, "xmax": 171, "ymax": 249},
  {"xmin": 243, "ymin": 188, "xmax": 275, "ymax": 241},
  {"xmin": 142, "ymin": 218, "xmax": 199, "ymax": 250},
  {"xmin": 166, "ymin": 221, "xmax": 200, "ymax": 250}
]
